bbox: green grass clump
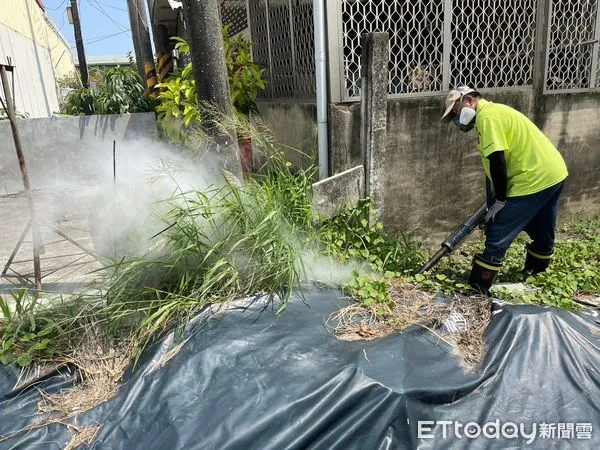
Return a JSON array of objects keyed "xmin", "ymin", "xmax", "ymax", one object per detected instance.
[{"xmin": 103, "ymin": 170, "xmax": 316, "ymax": 345}]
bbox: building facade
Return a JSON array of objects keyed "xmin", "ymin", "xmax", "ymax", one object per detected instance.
[
  {"xmin": 0, "ymin": 0, "xmax": 75, "ymax": 118},
  {"xmin": 150, "ymin": 0, "xmax": 600, "ymax": 235}
]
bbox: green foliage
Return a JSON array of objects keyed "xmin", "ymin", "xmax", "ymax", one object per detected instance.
[
  {"xmin": 57, "ymin": 71, "xmax": 82, "ymax": 90},
  {"xmin": 155, "ymin": 38, "xmax": 199, "ymax": 144},
  {"xmin": 155, "ymin": 29, "xmax": 266, "ymax": 143},
  {"xmin": 0, "ymin": 289, "xmax": 59, "ymax": 366},
  {"xmin": 223, "ymin": 24, "xmax": 266, "ymax": 115},
  {"xmin": 406, "ymin": 272, "xmax": 470, "ymax": 295},
  {"xmin": 102, "ymin": 152, "xmax": 317, "ymax": 345},
  {"xmin": 61, "ymin": 66, "xmax": 153, "ymax": 116},
  {"xmin": 62, "ymin": 88, "xmax": 97, "ymax": 115},
  {"xmin": 319, "ymin": 199, "xmax": 427, "ymax": 274},
  {"xmin": 343, "ymin": 273, "xmax": 393, "ymax": 311}
]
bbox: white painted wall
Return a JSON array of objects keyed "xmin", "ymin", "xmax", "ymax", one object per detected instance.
[
  {"xmin": 0, "ymin": 22, "xmax": 59, "ymax": 118},
  {"xmin": 0, "ymin": 0, "xmax": 76, "ymax": 118}
]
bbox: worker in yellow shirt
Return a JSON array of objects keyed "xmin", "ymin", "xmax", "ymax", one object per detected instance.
[{"xmin": 441, "ymin": 86, "xmax": 569, "ymax": 295}]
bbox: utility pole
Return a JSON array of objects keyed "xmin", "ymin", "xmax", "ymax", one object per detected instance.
[
  {"xmin": 127, "ymin": 0, "xmax": 156, "ymax": 93},
  {"xmin": 182, "ymin": 0, "xmax": 233, "ymax": 124},
  {"xmin": 69, "ymin": 0, "xmax": 89, "ymax": 88}
]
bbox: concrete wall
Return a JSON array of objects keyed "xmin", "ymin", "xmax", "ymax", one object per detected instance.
[
  {"xmin": 256, "ymin": 102, "xmax": 317, "ymax": 168},
  {"xmin": 331, "ymin": 91, "xmax": 600, "ymax": 238},
  {"xmin": 536, "ymin": 93, "xmax": 600, "ymax": 216},
  {"xmin": 206, "ymin": 94, "xmax": 600, "ymax": 239},
  {"xmin": 312, "ymin": 165, "xmax": 364, "ymax": 218},
  {"xmin": 0, "ymin": 113, "xmax": 157, "ymax": 195}
]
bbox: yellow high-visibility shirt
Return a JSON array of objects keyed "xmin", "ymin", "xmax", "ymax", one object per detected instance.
[{"xmin": 475, "ymin": 99, "xmax": 568, "ymax": 197}]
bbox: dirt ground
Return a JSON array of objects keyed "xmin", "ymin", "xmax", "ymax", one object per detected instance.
[{"xmin": 0, "ymin": 189, "xmax": 101, "ymax": 295}]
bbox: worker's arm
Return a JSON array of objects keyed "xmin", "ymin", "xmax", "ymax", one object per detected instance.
[
  {"xmin": 485, "ymin": 177, "xmax": 494, "ymax": 207},
  {"xmin": 487, "ymin": 151, "xmax": 507, "ymax": 201}
]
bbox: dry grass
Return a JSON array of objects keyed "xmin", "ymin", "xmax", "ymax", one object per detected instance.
[
  {"xmin": 443, "ymin": 295, "xmax": 492, "ymax": 368},
  {"xmin": 37, "ymin": 346, "xmax": 130, "ymax": 418},
  {"xmin": 64, "ymin": 424, "xmax": 102, "ymax": 450},
  {"xmin": 327, "ymin": 279, "xmax": 491, "ymax": 370},
  {"xmin": 1, "ymin": 330, "xmax": 130, "ymax": 447},
  {"xmin": 14, "ymin": 362, "xmax": 66, "ymax": 391},
  {"xmin": 147, "ymin": 338, "xmax": 189, "ymax": 374}
]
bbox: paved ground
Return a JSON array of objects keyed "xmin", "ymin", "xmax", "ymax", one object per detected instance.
[{"xmin": 0, "ymin": 189, "xmax": 101, "ymax": 295}]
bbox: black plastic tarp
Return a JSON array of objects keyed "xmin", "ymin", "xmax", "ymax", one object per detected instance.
[{"xmin": 1, "ymin": 288, "xmax": 599, "ymax": 449}]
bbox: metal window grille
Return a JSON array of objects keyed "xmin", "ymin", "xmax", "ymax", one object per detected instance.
[
  {"xmin": 342, "ymin": 0, "xmax": 444, "ymax": 98},
  {"xmin": 244, "ymin": 0, "xmax": 600, "ymax": 101},
  {"xmin": 450, "ymin": 0, "xmax": 537, "ymax": 90},
  {"xmin": 247, "ymin": 0, "xmax": 316, "ymax": 100},
  {"xmin": 545, "ymin": 0, "xmax": 600, "ymax": 92},
  {"xmin": 220, "ymin": 0, "xmax": 249, "ymax": 36},
  {"xmin": 341, "ymin": 0, "xmax": 538, "ymax": 100}
]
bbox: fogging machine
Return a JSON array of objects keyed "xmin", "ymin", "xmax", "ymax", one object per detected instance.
[{"xmin": 417, "ymin": 203, "xmax": 488, "ymax": 274}]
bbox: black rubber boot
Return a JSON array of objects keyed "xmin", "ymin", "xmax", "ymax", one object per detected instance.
[
  {"xmin": 468, "ymin": 254, "xmax": 501, "ymax": 296},
  {"xmin": 523, "ymin": 245, "xmax": 553, "ymax": 274}
]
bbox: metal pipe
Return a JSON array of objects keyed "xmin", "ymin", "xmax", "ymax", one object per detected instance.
[
  {"xmin": 0, "ymin": 65, "xmax": 43, "ymax": 290},
  {"xmin": 313, "ymin": 0, "xmax": 329, "ymax": 180}
]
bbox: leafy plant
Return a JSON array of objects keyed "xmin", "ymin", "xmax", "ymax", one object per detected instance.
[
  {"xmin": 57, "ymin": 71, "xmax": 82, "ymax": 90},
  {"xmin": 155, "ymin": 29, "xmax": 266, "ymax": 144},
  {"xmin": 0, "ymin": 289, "xmax": 59, "ymax": 366},
  {"xmin": 343, "ymin": 273, "xmax": 392, "ymax": 311},
  {"xmin": 155, "ymin": 38, "xmax": 199, "ymax": 144},
  {"xmin": 223, "ymin": 24, "xmax": 266, "ymax": 116},
  {"xmin": 319, "ymin": 199, "xmax": 426, "ymax": 274},
  {"xmin": 61, "ymin": 66, "xmax": 153, "ymax": 116}
]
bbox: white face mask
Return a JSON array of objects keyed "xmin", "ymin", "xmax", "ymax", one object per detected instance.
[{"xmin": 459, "ymin": 105, "xmax": 476, "ymax": 126}]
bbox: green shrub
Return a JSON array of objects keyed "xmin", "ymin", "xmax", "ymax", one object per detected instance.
[
  {"xmin": 0, "ymin": 290, "xmax": 58, "ymax": 366},
  {"xmin": 155, "ymin": 27, "xmax": 266, "ymax": 143},
  {"xmin": 319, "ymin": 199, "xmax": 427, "ymax": 274},
  {"xmin": 61, "ymin": 66, "xmax": 153, "ymax": 115}
]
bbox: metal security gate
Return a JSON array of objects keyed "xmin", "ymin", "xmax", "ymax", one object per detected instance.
[
  {"xmin": 221, "ymin": 0, "xmax": 249, "ymax": 36},
  {"xmin": 545, "ymin": 0, "xmax": 600, "ymax": 92},
  {"xmin": 246, "ymin": 0, "xmax": 316, "ymax": 100}
]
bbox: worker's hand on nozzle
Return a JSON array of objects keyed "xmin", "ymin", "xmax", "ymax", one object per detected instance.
[
  {"xmin": 478, "ymin": 222, "xmax": 488, "ymax": 235},
  {"xmin": 484, "ymin": 200, "xmax": 506, "ymax": 224}
]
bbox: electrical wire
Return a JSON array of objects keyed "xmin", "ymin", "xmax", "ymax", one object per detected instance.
[
  {"xmin": 45, "ymin": 0, "xmax": 68, "ymax": 11},
  {"xmin": 87, "ymin": 29, "xmax": 130, "ymax": 44},
  {"xmin": 69, "ymin": 29, "xmax": 130, "ymax": 46},
  {"xmin": 97, "ymin": 1, "xmax": 128, "ymax": 13},
  {"xmin": 85, "ymin": 0, "xmax": 128, "ymax": 31}
]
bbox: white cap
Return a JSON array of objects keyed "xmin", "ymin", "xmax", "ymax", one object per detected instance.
[{"xmin": 441, "ymin": 86, "xmax": 478, "ymax": 123}]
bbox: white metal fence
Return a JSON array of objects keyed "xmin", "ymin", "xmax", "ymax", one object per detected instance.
[{"xmin": 245, "ymin": 0, "xmax": 600, "ymax": 101}]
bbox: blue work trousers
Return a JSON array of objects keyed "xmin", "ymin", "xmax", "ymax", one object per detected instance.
[{"xmin": 482, "ymin": 181, "xmax": 565, "ymax": 264}]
